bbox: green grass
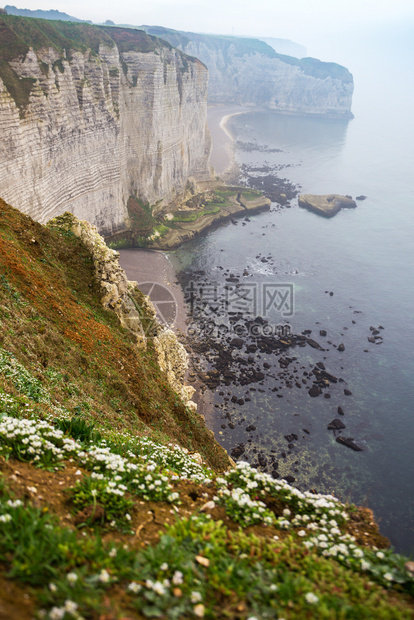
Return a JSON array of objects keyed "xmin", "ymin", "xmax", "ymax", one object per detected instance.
[{"xmin": 172, "ymin": 205, "xmax": 221, "ymax": 222}]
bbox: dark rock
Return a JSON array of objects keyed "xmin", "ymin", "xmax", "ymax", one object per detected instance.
[
  {"xmin": 231, "ymin": 444, "xmax": 245, "ymax": 459},
  {"xmin": 356, "ymin": 195, "xmax": 367, "ymax": 201},
  {"xmin": 337, "ymin": 406, "xmax": 345, "ymax": 415},
  {"xmin": 283, "ymin": 475, "xmax": 295, "ymax": 483},
  {"xmin": 246, "ymin": 425, "xmax": 256, "ymax": 432},
  {"xmin": 337, "ymin": 343, "xmax": 345, "ymax": 352},
  {"xmin": 319, "ymin": 330, "xmax": 327, "ymax": 337},
  {"xmin": 303, "ymin": 428, "xmax": 310, "ymax": 434},
  {"xmin": 336, "ymin": 436, "xmax": 363, "ymax": 451},
  {"xmin": 316, "ymin": 362, "xmax": 325, "ymax": 370},
  {"xmin": 344, "ymin": 389, "xmax": 353, "ymax": 396},
  {"xmin": 284, "ymin": 434, "xmax": 297, "ymax": 442},
  {"xmin": 327, "ymin": 419, "xmax": 346, "ymax": 430},
  {"xmin": 308, "ymin": 386, "xmax": 322, "ymax": 397},
  {"xmin": 231, "ymin": 338, "xmax": 244, "ymax": 349},
  {"xmin": 306, "ymin": 338, "xmax": 324, "ymax": 351}
]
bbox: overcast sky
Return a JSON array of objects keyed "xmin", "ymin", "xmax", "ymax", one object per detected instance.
[{"xmin": 6, "ymin": 0, "xmax": 414, "ymax": 65}]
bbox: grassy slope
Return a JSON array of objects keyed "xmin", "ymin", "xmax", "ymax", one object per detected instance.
[
  {"xmin": 0, "ymin": 198, "xmax": 413, "ymax": 619},
  {"xmin": 0, "ymin": 198, "xmax": 227, "ymax": 469}
]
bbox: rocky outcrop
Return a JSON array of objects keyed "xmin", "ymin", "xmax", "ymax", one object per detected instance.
[
  {"xmin": 0, "ymin": 18, "xmax": 211, "ymax": 234},
  {"xmin": 48, "ymin": 212, "xmax": 197, "ymax": 410},
  {"xmin": 298, "ymin": 194, "xmax": 357, "ymax": 217},
  {"xmin": 141, "ymin": 27, "xmax": 354, "ymax": 117}
]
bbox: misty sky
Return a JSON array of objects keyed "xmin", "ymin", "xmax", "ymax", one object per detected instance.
[{"xmin": 5, "ymin": 0, "xmax": 414, "ymax": 66}]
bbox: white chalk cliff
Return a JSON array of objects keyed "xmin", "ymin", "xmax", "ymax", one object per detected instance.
[
  {"xmin": 0, "ymin": 19, "xmax": 211, "ymax": 234},
  {"xmin": 141, "ymin": 27, "xmax": 354, "ymax": 117}
]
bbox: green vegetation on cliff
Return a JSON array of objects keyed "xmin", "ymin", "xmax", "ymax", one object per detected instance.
[
  {"xmin": 0, "ymin": 198, "xmax": 413, "ymax": 619},
  {"xmin": 139, "ymin": 25, "xmax": 353, "ymax": 83},
  {"xmin": 0, "ymin": 14, "xmax": 180, "ymax": 114}
]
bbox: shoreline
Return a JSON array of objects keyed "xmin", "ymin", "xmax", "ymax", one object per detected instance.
[{"xmin": 207, "ymin": 105, "xmax": 250, "ymax": 177}]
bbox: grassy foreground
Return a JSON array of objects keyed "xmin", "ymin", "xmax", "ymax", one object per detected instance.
[{"xmin": 0, "ymin": 198, "xmax": 413, "ymax": 619}]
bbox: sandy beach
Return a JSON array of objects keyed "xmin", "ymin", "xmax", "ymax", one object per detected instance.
[
  {"xmin": 118, "ymin": 248, "xmax": 188, "ymax": 336},
  {"xmin": 207, "ymin": 104, "xmax": 249, "ymax": 175}
]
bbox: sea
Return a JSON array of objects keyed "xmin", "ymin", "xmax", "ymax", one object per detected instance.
[{"xmin": 166, "ymin": 33, "xmax": 414, "ymax": 555}]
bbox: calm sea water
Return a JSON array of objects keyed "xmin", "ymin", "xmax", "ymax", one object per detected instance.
[{"xmin": 168, "ymin": 43, "xmax": 414, "ymax": 553}]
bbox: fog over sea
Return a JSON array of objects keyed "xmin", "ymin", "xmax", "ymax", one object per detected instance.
[{"xmin": 167, "ymin": 29, "xmax": 414, "ymax": 554}]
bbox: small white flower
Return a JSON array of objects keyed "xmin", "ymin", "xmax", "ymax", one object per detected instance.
[
  {"xmin": 361, "ymin": 560, "xmax": 371, "ymax": 571},
  {"xmin": 282, "ymin": 508, "xmax": 291, "ymax": 516},
  {"xmin": 193, "ymin": 604, "xmax": 205, "ymax": 617},
  {"xmin": 0, "ymin": 514, "xmax": 11, "ymax": 523},
  {"xmin": 63, "ymin": 600, "xmax": 78, "ymax": 614},
  {"xmin": 191, "ymin": 591, "xmax": 202, "ymax": 603},
  {"xmin": 109, "ymin": 548, "xmax": 117, "ymax": 558},
  {"xmin": 128, "ymin": 581, "xmax": 141, "ymax": 593},
  {"xmin": 172, "ymin": 571, "xmax": 183, "ymax": 585},
  {"xmin": 66, "ymin": 572, "xmax": 78, "ymax": 585},
  {"xmin": 99, "ymin": 569, "xmax": 110, "ymax": 583},
  {"xmin": 48, "ymin": 583, "xmax": 57, "ymax": 592},
  {"xmin": 49, "ymin": 607, "xmax": 65, "ymax": 620},
  {"xmin": 305, "ymin": 592, "xmax": 319, "ymax": 604},
  {"xmin": 376, "ymin": 551, "xmax": 385, "ymax": 559},
  {"xmin": 125, "ymin": 514, "xmax": 131, "ymax": 521},
  {"xmin": 160, "ymin": 562, "xmax": 168, "ymax": 571},
  {"xmin": 297, "ymin": 530, "xmax": 306, "ymax": 537},
  {"xmin": 152, "ymin": 581, "xmax": 166, "ymax": 595},
  {"xmin": 384, "ymin": 572, "xmax": 394, "ymax": 581}
]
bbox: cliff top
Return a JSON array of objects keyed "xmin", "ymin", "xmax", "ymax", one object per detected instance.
[
  {"xmin": 4, "ymin": 4, "xmax": 85, "ymax": 22},
  {"xmin": 0, "ymin": 14, "xmax": 173, "ymax": 62},
  {"xmin": 139, "ymin": 25, "xmax": 353, "ymax": 83},
  {"xmin": 0, "ymin": 198, "xmax": 413, "ymax": 618}
]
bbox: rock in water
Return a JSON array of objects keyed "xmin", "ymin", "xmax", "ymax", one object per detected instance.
[
  {"xmin": 327, "ymin": 419, "xmax": 346, "ymax": 430},
  {"xmin": 336, "ymin": 436, "xmax": 363, "ymax": 451},
  {"xmin": 298, "ymin": 194, "xmax": 357, "ymax": 218}
]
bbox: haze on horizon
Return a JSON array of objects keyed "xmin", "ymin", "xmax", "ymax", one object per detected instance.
[{"xmin": 4, "ymin": 0, "xmax": 414, "ymax": 68}]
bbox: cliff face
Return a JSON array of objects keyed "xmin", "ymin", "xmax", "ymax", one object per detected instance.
[
  {"xmin": 141, "ymin": 27, "xmax": 354, "ymax": 117},
  {"xmin": 0, "ymin": 18, "xmax": 211, "ymax": 234}
]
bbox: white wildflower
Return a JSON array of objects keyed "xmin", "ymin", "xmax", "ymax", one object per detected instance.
[
  {"xmin": 172, "ymin": 571, "xmax": 184, "ymax": 585},
  {"xmin": 99, "ymin": 569, "xmax": 110, "ymax": 583},
  {"xmin": 305, "ymin": 592, "xmax": 319, "ymax": 604},
  {"xmin": 66, "ymin": 572, "xmax": 78, "ymax": 585},
  {"xmin": 193, "ymin": 604, "xmax": 205, "ymax": 617}
]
